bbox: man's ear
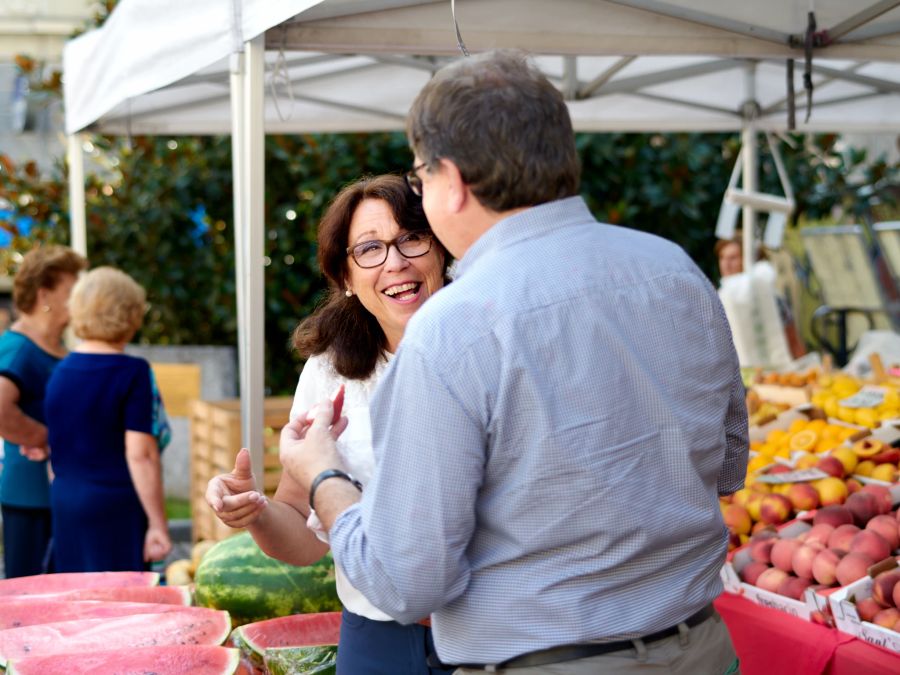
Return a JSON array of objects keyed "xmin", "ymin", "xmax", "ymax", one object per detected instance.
[{"xmin": 440, "ymin": 158, "xmax": 467, "ymax": 214}]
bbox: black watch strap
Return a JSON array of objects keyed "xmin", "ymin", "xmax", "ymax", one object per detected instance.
[{"xmin": 309, "ymin": 469, "xmax": 362, "ymax": 511}]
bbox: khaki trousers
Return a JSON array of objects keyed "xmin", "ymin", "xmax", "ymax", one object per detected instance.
[{"xmin": 455, "ymin": 612, "xmax": 739, "ymax": 675}]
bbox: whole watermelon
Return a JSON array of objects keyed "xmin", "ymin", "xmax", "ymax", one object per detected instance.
[{"xmin": 193, "ymin": 532, "xmax": 341, "ymax": 625}]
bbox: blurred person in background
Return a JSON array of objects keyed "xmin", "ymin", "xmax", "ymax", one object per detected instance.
[
  {"xmin": 0, "ymin": 245, "xmax": 87, "ymax": 577},
  {"xmin": 45, "ymin": 266, "xmax": 171, "ymax": 572}
]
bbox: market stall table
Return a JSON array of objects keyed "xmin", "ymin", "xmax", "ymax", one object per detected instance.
[{"xmin": 714, "ymin": 593, "xmax": 900, "ymax": 674}]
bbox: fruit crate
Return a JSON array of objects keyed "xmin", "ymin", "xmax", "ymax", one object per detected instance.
[{"xmin": 190, "ymin": 397, "xmax": 293, "ymax": 542}]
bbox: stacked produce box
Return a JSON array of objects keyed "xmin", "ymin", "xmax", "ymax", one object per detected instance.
[{"xmin": 725, "ymin": 359, "xmax": 900, "ymax": 654}]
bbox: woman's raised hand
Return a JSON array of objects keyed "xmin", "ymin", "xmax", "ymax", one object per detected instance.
[{"xmin": 205, "ymin": 447, "xmax": 268, "ymax": 528}]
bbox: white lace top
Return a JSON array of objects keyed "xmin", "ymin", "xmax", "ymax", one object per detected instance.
[{"xmin": 289, "ymin": 352, "xmax": 393, "ymax": 621}]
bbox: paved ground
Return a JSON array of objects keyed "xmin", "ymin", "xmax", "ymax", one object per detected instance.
[{"xmin": 0, "ymin": 518, "xmax": 195, "ymax": 580}]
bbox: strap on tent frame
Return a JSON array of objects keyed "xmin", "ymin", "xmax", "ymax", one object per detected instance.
[{"xmin": 715, "ymin": 133, "xmax": 796, "ymax": 249}]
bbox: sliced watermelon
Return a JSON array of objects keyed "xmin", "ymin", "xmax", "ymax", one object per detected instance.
[
  {"xmin": 231, "ymin": 612, "xmax": 341, "ymax": 671},
  {"xmin": 4, "ymin": 585, "xmax": 191, "ymax": 605},
  {"xmin": 233, "ymin": 612, "xmax": 341, "ymax": 654},
  {"xmin": 0, "ymin": 571, "xmax": 160, "ymax": 596},
  {"xmin": 0, "ymin": 600, "xmax": 210, "ymax": 629},
  {"xmin": 6, "ymin": 645, "xmax": 240, "ymax": 675},
  {"xmin": 0, "ymin": 608, "xmax": 231, "ymax": 667}
]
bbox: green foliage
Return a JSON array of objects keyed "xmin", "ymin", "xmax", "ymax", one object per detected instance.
[{"xmin": 2, "ymin": 132, "xmax": 896, "ymax": 394}]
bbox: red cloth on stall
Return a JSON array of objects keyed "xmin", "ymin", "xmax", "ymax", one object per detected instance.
[{"xmin": 714, "ymin": 593, "xmax": 900, "ymax": 674}]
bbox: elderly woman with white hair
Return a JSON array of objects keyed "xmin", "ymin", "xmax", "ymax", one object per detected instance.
[{"xmin": 45, "ymin": 266, "xmax": 171, "ymax": 572}]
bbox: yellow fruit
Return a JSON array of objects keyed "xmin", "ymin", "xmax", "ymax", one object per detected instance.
[
  {"xmin": 806, "ymin": 419, "xmax": 827, "ymax": 433},
  {"xmin": 789, "ymin": 429, "xmax": 819, "ymax": 452},
  {"xmin": 880, "ymin": 408, "xmax": 900, "ymax": 421},
  {"xmin": 788, "ymin": 418, "xmax": 808, "ymax": 434},
  {"xmin": 854, "ymin": 408, "xmax": 879, "ymax": 429},
  {"xmin": 767, "ymin": 429, "xmax": 789, "ymax": 445},
  {"xmin": 830, "ymin": 447, "xmax": 859, "ymax": 475},
  {"xmin": 838, "ymin": 427, "xmax": 860, "ymax": 441},
  {"xmin": 794, "ymin": 453, "xmax": 820, "ymax": 469},
  {"xmin": 836, "ymin": 407, "xmax": 855, "ymax": 423},
  {"xmin": 823, "ymin": 398, "xmax": 840, "ymax": 419},
  {"xmin": 855, "ymin": 460, "xmax": 876, "ymax": 477},
  {"xmin": 871, "ymin": 463, "xmax": 899, "ymax": 483},
  {"xmin": 883, "ymin": 389, "xmax": 900, "ymax": 408},
  {"xmin": 748, "ymin": 454, "xmax": 772, "ymax": 473},
  {"xmin": 749, "ymin": 440, "xmax": 763, "ymax": 452}
]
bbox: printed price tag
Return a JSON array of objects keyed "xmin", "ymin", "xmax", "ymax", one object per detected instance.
[
  {"xmin": 755, "ymin": 468, "xmax": 829, "ymax": 484},
  {"xmin": 840, "ymin": 386, "xmax": 886, "ymax": 410}
]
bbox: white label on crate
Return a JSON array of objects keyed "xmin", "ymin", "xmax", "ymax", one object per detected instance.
[
  {"xmin": 752, "ymin": 593, "xmax": 805, "ymax": 617},
  {"xmin": 755, "ymin": 468, "xmax": 829, "ymax": 484},
  {"xmin": 839, "ymin": 386, "xmax": 886, "ymax": 409}
]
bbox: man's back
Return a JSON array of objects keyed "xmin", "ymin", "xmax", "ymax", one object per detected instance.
[{"xmin": 359, "ymin": 196, "xmax": 747, "ymax": 662}]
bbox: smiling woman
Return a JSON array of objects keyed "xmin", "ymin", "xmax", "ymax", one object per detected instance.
[{"xmin": 205, "ymin": 174, "xmax": 455, "ymax": 675}]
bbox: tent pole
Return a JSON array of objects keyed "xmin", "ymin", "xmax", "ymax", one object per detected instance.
[
  {"xmin": 67, "ymin": 133, "xmax": 87, "ymax": 257},
  {"xmin": 243, "ymin": 34, "xmax": 266, "ymax": 484},
  {"xmin": 741, "ymin": 62, "xmax": 758, "ymax": 274}
]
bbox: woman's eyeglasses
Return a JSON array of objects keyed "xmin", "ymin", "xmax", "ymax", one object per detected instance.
[{"xmin": 346, "ymin": 230, "xmax": 434, "ymax": 268}]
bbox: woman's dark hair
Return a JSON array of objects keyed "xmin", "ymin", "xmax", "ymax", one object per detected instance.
[{"xmin": 292, "ymin": 175, "xmax": 450, "ymax": 380}]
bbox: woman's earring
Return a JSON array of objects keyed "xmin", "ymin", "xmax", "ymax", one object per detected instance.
[
  {"xmin": 42, "ymin": 305, "xmax": 51, "ymax": 313},
  {"xmin": 345, "ymin": 289, "xmax": 353, "ymax": 297}
]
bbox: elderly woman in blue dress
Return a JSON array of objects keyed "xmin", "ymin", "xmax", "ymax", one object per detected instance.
[{"xmin": 45, "ymin": 266, "xmax": 171, "ymax": 572}]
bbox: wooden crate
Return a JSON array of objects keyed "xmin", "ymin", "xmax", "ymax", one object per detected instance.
[{"xmin": 190, "ymin": 397, "xmax": 294, "ymax": 542}]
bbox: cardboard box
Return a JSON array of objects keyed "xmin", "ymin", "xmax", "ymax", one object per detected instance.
[
  {"xmin": 721, "ymin": 519, "xmax": 829, "ymax": 623},
  {"xmin": 829, "ymin": 559, "xmax": 900, "ymax": 655}
]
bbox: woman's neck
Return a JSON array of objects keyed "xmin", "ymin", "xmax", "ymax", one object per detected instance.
[
  {"xmin": 76, "ymin": 340, "xmax": 126, "ymax": 354},
  {"xmin": 12, "ymin": 315, "xmax": 66, "ymax": 358}
]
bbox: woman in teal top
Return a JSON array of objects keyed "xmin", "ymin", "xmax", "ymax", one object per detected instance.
[{"xmin": 0, "ymin": 246, "xmax": 87, "ymax": 578}]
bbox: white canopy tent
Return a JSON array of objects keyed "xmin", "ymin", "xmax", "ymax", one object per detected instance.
[{"xmin": 63, "ymin": 0, "xmax": 900, "ymax": 481}]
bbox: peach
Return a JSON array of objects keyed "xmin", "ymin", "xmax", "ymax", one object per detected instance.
[
  {"xmin": 872, "ymin": 570, "xmax": 900, "ymax": 607},
  {"xmin": 845, "ymin": 478, "xmax": 863, "ymax": 495},
  {"xmin": 760, "ymin": 494, "xmax": 793, "ymax": 525},
  {"xmin": 866, "ymin": 514, "xmax": 900, "ymax": 550},
  {"xmin": 812, "ymin": 548, "xmax": 844, "ymax": 586},
  {"xmin": 894, "ymin": 578, "xmax": 900, "ymax": 609},
  {"xmin": 749, "ymin": 538, "xmax": 776, "ymax": 564},
  {"xmin": 756, "ymin": 567, "xmax": 790, "ymax": 593},
  {"xmin": 786, "ymin": 483, "xmax": 820, "ymax": 512},
  {"xmin": 861, "ymin": 485, "xmax": 893, "ymax": 515},
  {"xmin": 845, "ymin": 491, "xmax": 882, "ymax": 527},
  {"xmin": 870, "ymin": 447, "xmax": 900, "ymax": 465},
  {"xmin": 850, "ymin": 530, "xmax": 892, "ymax": 563},
  {"xmin": 771, "ymin": 538, "xmax": 803, "ymax": 573},
  {"xmin": 732, "ymin": 488, "xmax": 755, "ymax": 508},
  {"xmin": 835, "ymin": 552, "xmax": 876, "ymax": 586},
  {"xmin": 723, "ymin": 504, "xmax": 753, "ymax": 536},
  {"xmin": 814, "ymin": 505, "xmax": 854, "ymax": 528},
  {"xmin": 814, "ymin": 477, "xmax": 849, "ymax": 506},
  {"xmin": 793, "ymin": 544, "xmax": 822, "ymax": 580},
  {"xmin": 816, "ymin": 456, "xmax": 846, "ymax": 479},
  {"xmin": 739, "ymin": 561, "xmax": 770, "ymax": 586},
  {"xmin": 827, "ymin": 524, "xmax": 861, "ymax": 553},
  {"xmin": 751, "ymin": 522, "xmax": 777, "ymax": 536},
  {"xmin": 777, "ymin": 575, "xmax": 813, "ymax": 600},
  {"xmin": 856, "ymin": 596, "xmax": 882, "ymax": 622},
  {"xmin": 806, "ymin": 523, "xmax": 836, "ymax": 547},
  {"xmin": 871, "ymin": 464, "xmax": 899, "ymax": 484},
  {"xmin": 746, "ymin": 492, "xmax": 765, "ymax": 522},
  {"xmin": 873, "ymin": 607, "xmax": 900, "ymax": 628}
]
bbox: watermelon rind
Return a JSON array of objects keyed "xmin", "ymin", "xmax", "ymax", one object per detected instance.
[
  {"xmin": 6, "ymin": 645, "xmax": 241, "ymax": 675},
  {"xmin": 193, "ymin": 532, "xmax": 340, "ymax": 626},
  {"xmin": 0, "ymin": 571, "xmax": 160, "ymax": 596},
  {"xmin": 264, "ymin": 645, "xmax": 338, "ymax": 675},
  {"xmin": 230, "ymin": 611, "xmax": 341, "ymax": 672},
  {"xmin": 0, "ymin": 609, "xmax": 232, "ymax": 667}
]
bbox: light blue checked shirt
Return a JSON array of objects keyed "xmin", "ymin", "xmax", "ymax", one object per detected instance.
[{"xmin": 330, "ymin": 196, "xmax": 748, "ymax": 664}]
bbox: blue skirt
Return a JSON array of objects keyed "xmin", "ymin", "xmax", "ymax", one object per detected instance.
[{"xmin": 337, "ymin": 608, "xmax": 454, "ymax": 675}]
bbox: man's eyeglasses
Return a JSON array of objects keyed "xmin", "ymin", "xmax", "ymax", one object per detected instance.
[
  {"xmin": 405, "ymin": 162, "xmax": 427, "ymax": 196},
  {"xmin": 346, "ymin": 230, "xmax": 434, "ymax": 268}
]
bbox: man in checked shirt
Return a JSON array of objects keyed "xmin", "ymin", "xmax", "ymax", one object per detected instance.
[{"xmin": 282, "ymin": 49, "xmax": 747, "ymax": 675}]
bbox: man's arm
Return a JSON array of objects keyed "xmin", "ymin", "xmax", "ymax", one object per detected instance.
[
  {"xmin": 0, "ymin": 375, "xmax": 48, "ymax": 449},
  {"xmin": 718, "ymin": 366, "xmax": 749, "ymax": 496}
]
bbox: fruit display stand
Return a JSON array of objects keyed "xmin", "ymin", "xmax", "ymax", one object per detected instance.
[{"xmin": 189, "ymin": 397, "xmax": 293, "ymax": 542}]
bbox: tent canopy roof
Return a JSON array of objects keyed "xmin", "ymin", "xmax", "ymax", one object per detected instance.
[{"xmin": 64, "ymin": 0, "xmax": 900, "ymax": 135}]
